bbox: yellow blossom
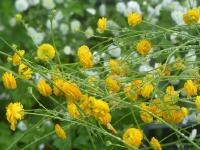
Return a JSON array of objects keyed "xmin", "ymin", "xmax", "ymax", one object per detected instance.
[
  {"xmin": 2, "ymin": 72, "xmax": 17, "ymax": 89},
  {"xmin": 140, "ymin": 103, "xmax": 157, "ymax": 123},
  {"xmin": 128, "ymin": 13, "xmax": 142, "ymax": 26},
  {"xmin": 195, "ymin": 96, "xmax": 200, "ymax": 109},
  {"xmin": 37, "ymin": 79, "xmax": 52, "ymax": 96},
  {"xmin": 183, "ymin": 9, "xmax": 200, "ymax": 25},
  {"xmin": 136, "ymin": 40, "xmax": 151, "ymax": 55},
  {"xmin": 97, "ymin": 17, "xmax": 107, "ymax": 32},
  {"xmin": 123, "ymin": 128, "xmax": 143, "ymax": 148},
  {"xmin": 166, "ymin": 86, "xmax": 179, "ymax": 97},
  {"xmin": 53, "ymin": 79, "xmax": 65, "ymax": 96},
  {"xmin": 18, "ymin": 63, "xmax": 32, "ymax": 80},
  {"xmin": 80, "ymin": 95, "xmax": 94, "ymax": 115},
  {"xmin": 77, "ymin": 45, "xmax": 93, "ymax": 69},
  {"xmin": 37, "ymin": 43, "xmax": 55, "ymax": 61},
  {"xmin": 98, "ymin": 113, "xmax": 111, "ymax": 125},
  {"xmin": 62, "ymin": 81, "xmax": 82, "ymax": 102},
  {"xmin": 150, "ymin": 137, "xmax": 162, "ymax": 150},
  {"xmin": 6, "ymin": 102, "xmax": 24, "ymax": 131},
  {"xmin": 162, "ymin": 105, "xmax": 186, "ymax": 124},
  {"xmin": 54, "ymin": 124, "xmax": 67, "ymax": 140},
  {"xmin": 124, "ymin": 80, "xmax": 142, "ymax": 101},
  {"xmin": 105, "ymin": 75, "xmax": 120, "ymax": 93},
  {"xmin": 67, "ymin": 102, "xmax": 80, "ymax": 119},
  {"xmin": 12, "ymin": 50, "xmax": 25, "ymax": 65},
  {"xmin": 181, "ymin": 107, "xmax": 188, "ymax": 117},
  {"xmin": 141, "ymin": 83, "xmax": 154, "ymax": 98},
  {"xmin": 80, "ymin": 95, "xmax": 112, "ymax": 125},
  {"xmin": 108, "ymin": 59, "xmax": 129, "ymax": 76},
  {"xmin": 184, "ymin": 80, "xmax": 197, "ymax": 96},
  {"xmin": 92, "ymin": 99, "xmax": 110, "ymax": 117}
]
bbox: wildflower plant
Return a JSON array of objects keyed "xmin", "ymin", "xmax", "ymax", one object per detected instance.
[{"xmin": 0, "ymin": 0, "xmax": 200, "ymax": 150}]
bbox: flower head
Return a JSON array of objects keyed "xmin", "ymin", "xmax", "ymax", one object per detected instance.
[
  {"xmin": 2, "ymin": 72, "xmax": 17, "ymax": 89},
  {"xmin": 108, "ymin": 59, "xmax": 128, "ymax": 76},
  {"xmin": 166, "ymin": 86, "xmax": 179, "ymax": 97},
  {"xmin": 195, "ymin": 96, "xmax": 200, "ymax": 109},
  {"xmin": 136, "ymin": 40, "xmax": 151, "ymax": 55},
  {"xmin": 6, "ymin": 102, "xmax": 24, "ymax": 131},
  {"xmin": 124, "ymin": 80, "xmax": 142, "ymax": 101},
  {"xmin": 140, "ymin": 103, "xmax": 154, "ymax": 123},
  {"xmin": 37, "ymin": 43, "xmax": 55, "ymax": 61},
  {"xmin": 150, "ymin": 137, "xmax": 162, "ymax": 150},
  {"xmin": 98, "ymin": 113, "xmax": 111, "ymax": 125},
  {"xmin": 53, "ymin": 79, "xmax": 65, "ymax": 96},
  {"xmin": 62, "ymin": 81, "xmax": 82, "ymax": 102},
  {"xmin": 128, "ymin": 12, "xmax": 142, "ymax": 26},
  {"xmin": 54, "ymin": 124, "xmax": 67, "ymax": 140},
  {"xmin": 77, "ymin": 45, "xmax": 93, "ymax": 69},
  {"xmin": 123, "ymin": 128, "xmax": 143, "ymax": 148},
  {"xmin": 18, "ymin": 63, "xmax": 32, "ymax": 80},
  {"xmin": 67, "ymin": 102, "xmax": 80, "ymax": 119},
  {"xmin": 183, "ymin": 9, "xmax": 200, "ymax": 25},
  {"xmin": 80, "ymin": 95, "xmax": 111, "ymax": 125},
  {"xmin": 184, "ymin": 80, "xmax": 197, "ymax": 96},
  {"xmin": 12, "ymin": 50, "xmax": 25, "ymax": 65},
  {"xmin": 97, "ymin": 17, "xmax": 107, "ymax": 32},
  {"xmin": 105, "ymin": 75, "xmax": 120, "ymax": 93},
  {"xmin": 162, "ymin": 105, "xmax": 186, "ymax": 124},
  {"xmin": 141, "ymin": 83, "xmax": 154, "ymax": 98},
  {"xmin": 37, "ymin": 79, "xmax": 52, "ymax": 96}
]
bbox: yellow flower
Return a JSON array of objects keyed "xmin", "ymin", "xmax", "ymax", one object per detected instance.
[
  {"xmin": 12, "ymin": 50, "xmax": 25, "ymax": 65},
  {"xmin": 164, "ymin": 86, "xmax": 179, "ymax": 103},
  {"xmin": 181, "ymin": 107, "xmax": 188, "ymax": 117},
  {"xmin": 150, "ymin": 137, "xmax": 162, "ymax": 150},
  {"xmin": 92, "ymin": 99, "xmax": 110, "ymax": 117},
  {"xmin": 37, "ymin": 79, "xmax": 52, "ymax": 96},
  {"xmin": 54, "ymin": 124, "xmax": 67, "ymax": 140},
  {"xmin": 80, "ymin": 95, "xmax": 111, "ymax": 125},
  {"xmin": 37, "ymin": 43, "xmax": 55, "ymax": 61},
  {"xmin": 6, "ymin": 102, "xmax": 24, "ymax": 131},
  {"xmin": 141, "ymin": 83, "xmax": 154, "ymax": 98},
  {"xmin": 108, "ymin": 59, "xmax": 129, "ymax": 76},
  {"xmin": 183, "ymin": 9, "xmax": 200, "ymax": 25},
  {"xmin": 195, "ymin": 96, "xmax": 200, "ymax": 109},
  {"xmin": 123, "ymin": 128, "xmax": 143, "ymax": 148},
  {"xmin": 124, "ymin": 80, "xmax": 142, "ymax": 101},
  {"xmin": 62, "ymin": 81, "xmax": 82, "ymax": 102},
  {"xmin": 140, "ymin": 103, "xmax": 153, "ymax": 123},
  {"xmin": 136, "ymin": 40, "xmax": 151, "ymax": 55},
  {"xmin": 105, "ymin": 75, "xmax": 120, "ymax": 93},
  {"xmin": 128, "ymin": 12, "xmax": 142, "ymax": 26},
  {"xmin": 67, "ymin": 102, "xmax": 80, "ymax": 119},
  {"xmin": 184, "ymin": 80, "xmax": 197, "ymax": 96},
  {"xmin": 98, "ymin": 113, "xmax": 111, "ymax": 125},
  {"xmin": 97, "ymin": 17, "xmax": 107, "ymax": 32},
  {"xmin": 166, "ymin": 86, "xmax": 179, "ymax": 97},
  {"xmin": 2, "ymin": 72, "xmax": 17, "ymax": 89},
  {"xmin": 80, "ymin": 95, "xmax": 94, "ymax": 115},
  {"xmin": 77, "ymin": 45, "xmax": 93, "ymax": 69},
  {"xmin": 162, "ymin": 105, "xmax": 186, "ymax": 124},
  {"xmin": 18, "ymin": 63, "xmax": 32, "ymax": 80},
  {"xmin": 53, "ymin": 79, "xmax": 65, "ymax": 96}
]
